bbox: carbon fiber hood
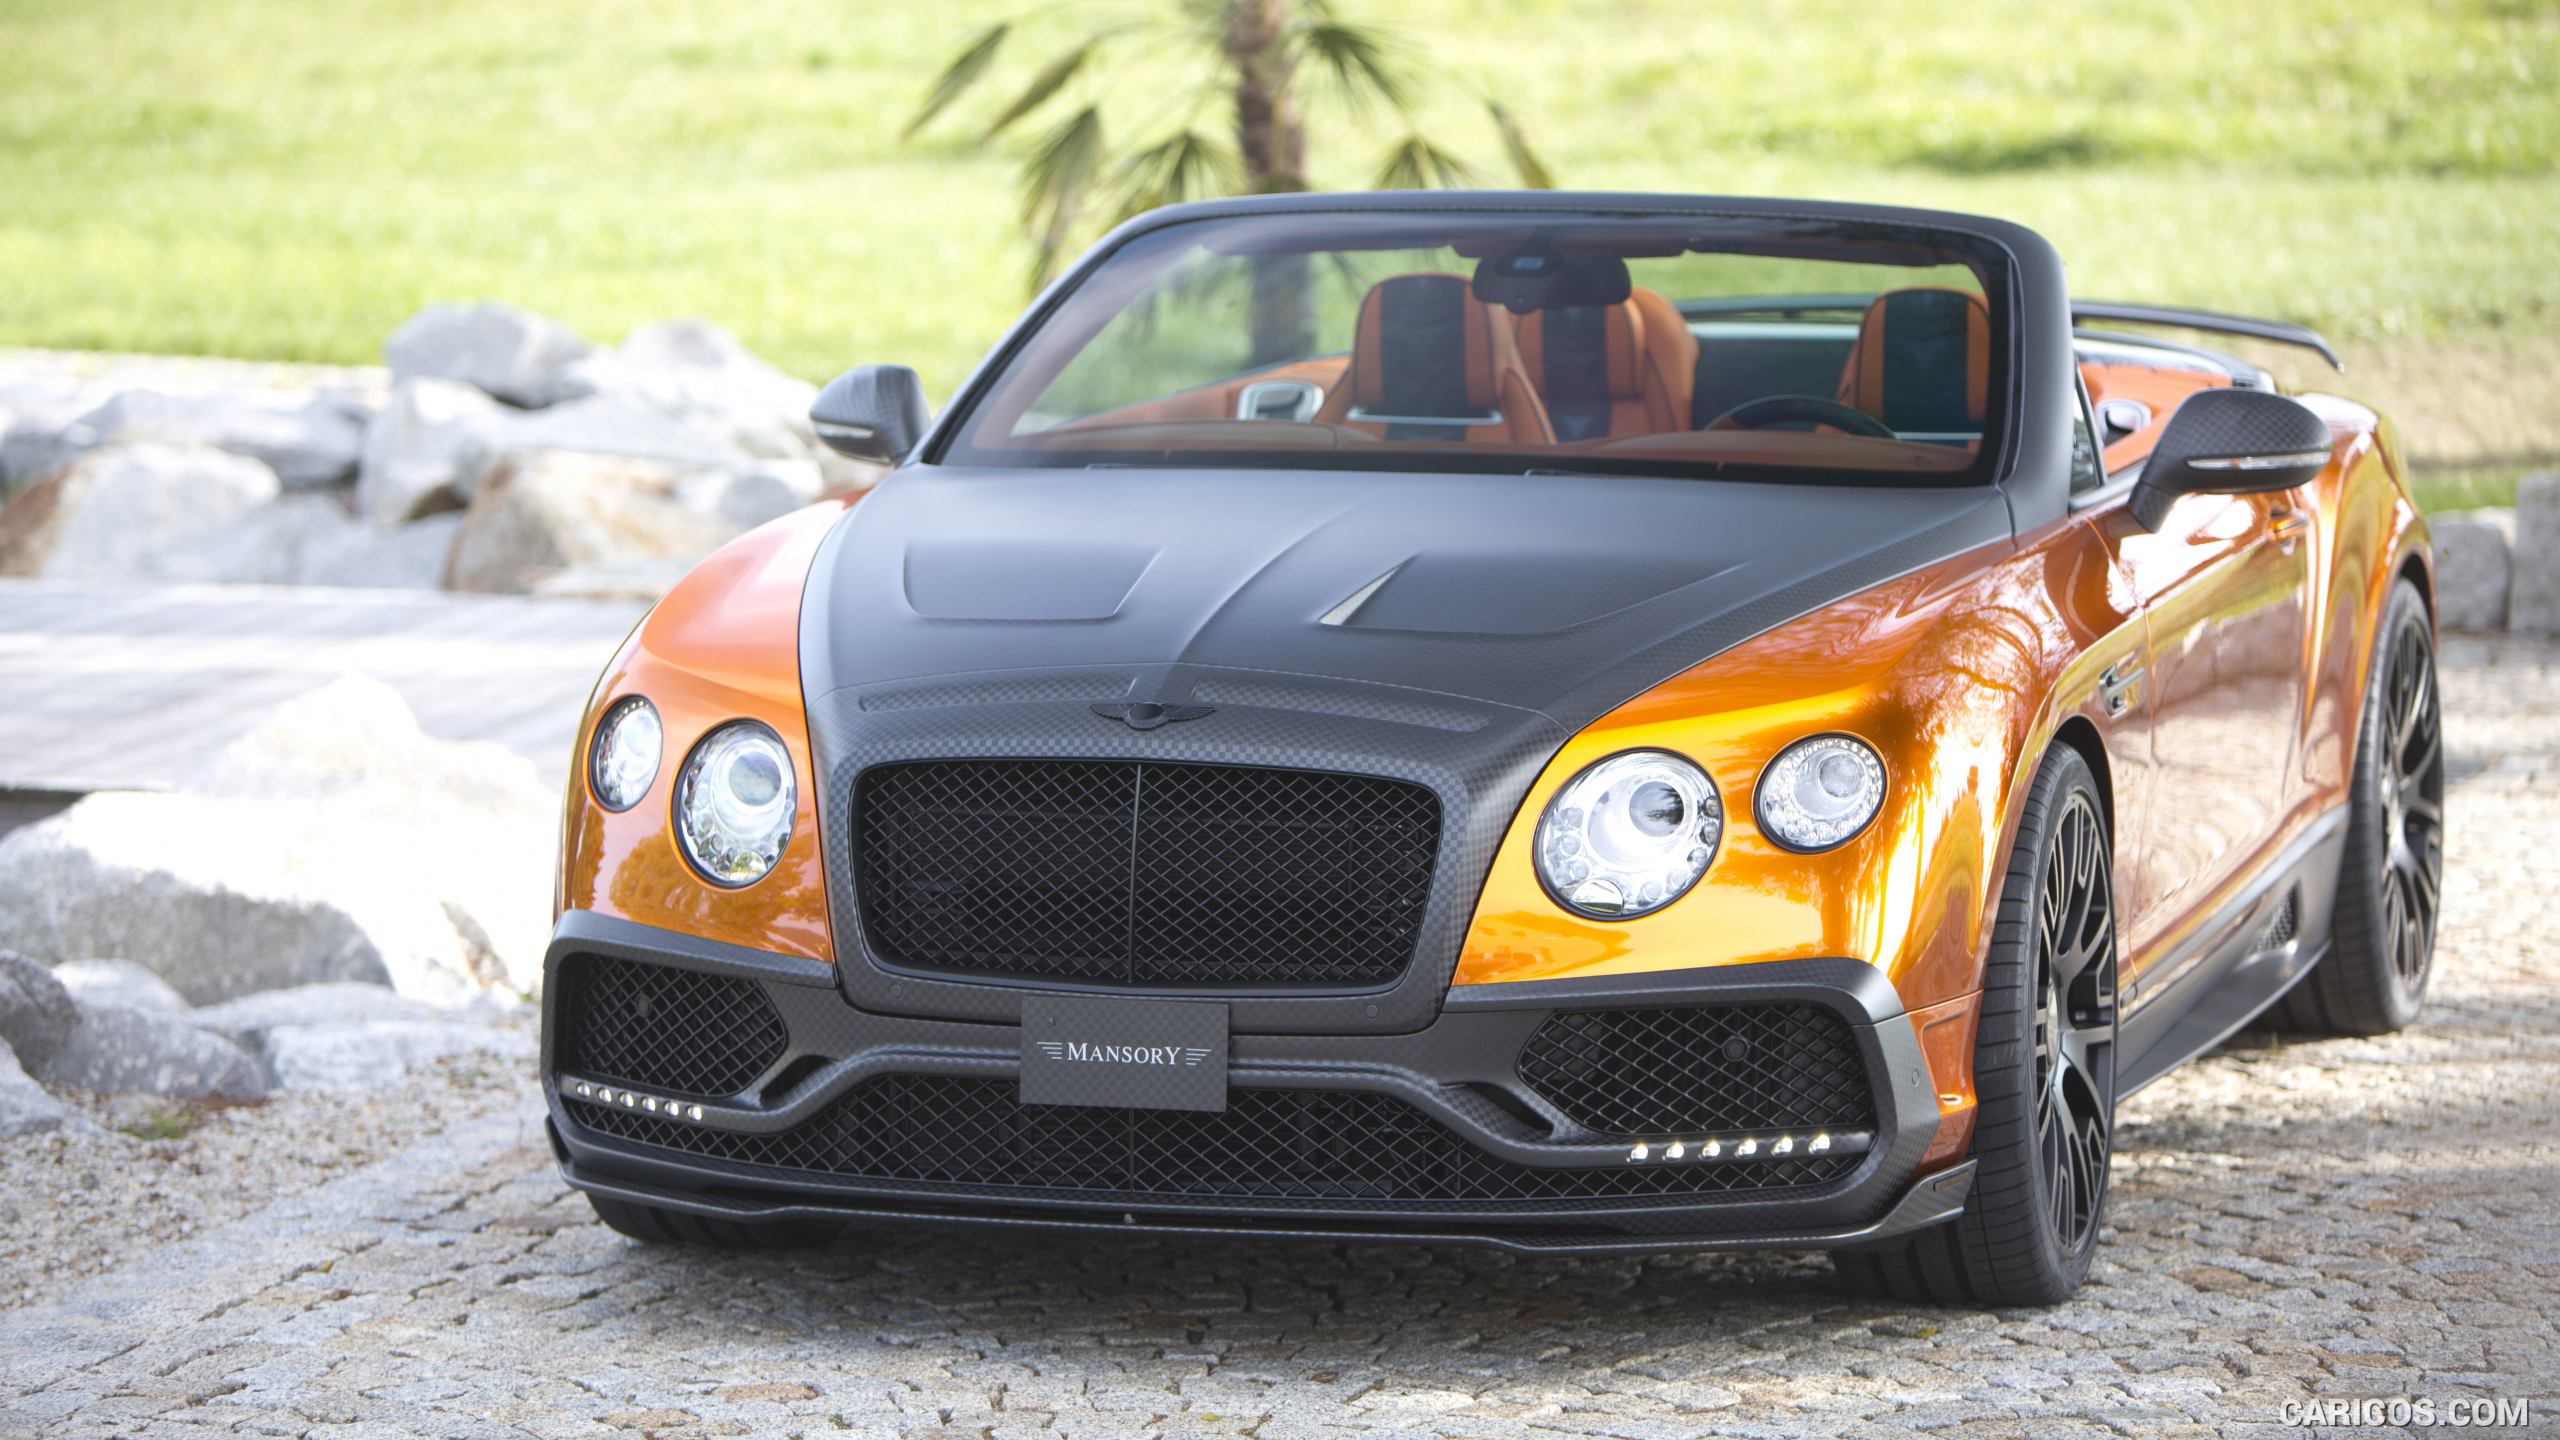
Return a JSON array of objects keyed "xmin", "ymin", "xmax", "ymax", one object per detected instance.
[
  {"xmin": 799, "ymin": 464, "xmax": 2010, "ymax": 1034},
  {"xmin": 803, "ymin": 465, "xmax": 2006, "ymax": 718}
]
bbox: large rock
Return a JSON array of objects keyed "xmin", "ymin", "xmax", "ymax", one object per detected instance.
[
  {"xmin": 261, "ymin": 1019, "xmax": 533, "ymax": 1092},
  {"xmin": 0, "ymin": 443, "xmax": 281, "ymax": 581},
  {"xmin": 453, "ymin": 395, "xmax": 751, "ymax": 498},
  {"xmin": 0, "ymin": 675, "xmax": 557, "ymax": 1004},
  {"xmin": 0, "ymin": 947, "xmax": 79, "ymax": 1071},
  {"xmin": 2, "ymin": 1037, "xmax": 96, "ymax": 1138},
  {"xmin": 556, "ymin": 318, "xmax": 820, "ymax": 460},
  {"xmin": 676, "ymin": 459, "xmax": 822, "ymax": 530},
  {"xmin": 30, "ymin": 1001, "xmax": 267, "ymax": 1099},
  {"xmin": 295, "ymin": 511, "xmax": 463, "ymax": 589},
  {"xmin": 2510, "ymin": 471, "xmax": 2560, "ymax": 636},
  {"xmin": 0, "ymin": 376, "xmax": 114, "ymax": 492},
  {"xmin": 445, "ymin": 449, "xmax": 741, "ymax": 594},
  {"xmin": 384, "ymin": 301, "xmax": 593, "ymax": 408},
  {"xmin": 57, "ymin": 388, "xmax": 367, "ymax": 490},
  {"xmin": 2432, "ymin": 508, "xmax": 2515, "ymax": 633},
  {"xmin": 52, "ymin": 960, "xmax": 190, "ymax": 1015},
  {"xmin": 187, "ymin": 492, "xmax": 365, "ymax": 585},
  {"xmin": 356, "ymin": 376, "xmax": 510, "ymax": 523},
  {"xmin": 186, "ymin": 981, "xmax": 438, "ymax": 1051}
]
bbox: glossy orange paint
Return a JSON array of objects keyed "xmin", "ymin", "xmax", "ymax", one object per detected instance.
[
  {"xmin": 1909, "ymin": 991, "xmax": 1982, "ymax": 1169},
  {"xmin": 1450, "ymin": 386, "xmax": 2421, "ymax": 1170},
  {"xmin": 2080, "ymin": 359, "xmax": 2228, "ymax": 475},
  {"xmin": 2082, "ymin": 392, "xmax": 2425, "ymax": 995},
  {"xmin": 1446, "ymin": 515, "xmax": 2142, "ymax": 1163},
  {"xmin": 555, "ymin": 499, "xmax": 854, "ymax": 964},
  {"xmin": 1451, "ymin": 517, "xmax": 2141, "ymax": 1006}
]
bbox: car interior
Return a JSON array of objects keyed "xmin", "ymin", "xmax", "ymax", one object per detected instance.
[{"xmin": 967, "ymin": 228, "xmax": 2231, "ymax": 482}]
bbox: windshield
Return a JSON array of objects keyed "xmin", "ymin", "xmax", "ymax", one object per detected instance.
[{"xmin": 935, "ymin": 209, "xmax": 2013, "ymax": 483}]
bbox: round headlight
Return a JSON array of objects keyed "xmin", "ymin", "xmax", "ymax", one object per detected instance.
[
  {"xmin": 675, "ymin": 722, "xmax": 796, "ymax": 887},
  {"xmin": 588, "ymin": 696, "xmax": 661, "ymax": 812},
  {"xmin": 1535, "ymin": 751, "xmax": 1723, "ymax": 919},
  {"xmin": 1756, "ymin": 735, "xmax": 1887, "ymax": 851}
]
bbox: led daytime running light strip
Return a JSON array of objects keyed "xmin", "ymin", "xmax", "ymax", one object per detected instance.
[
  {"xmin": 1622, "ymin": 1129, "xmax": 1871, "ymax": 1164},
  {"xmin": 565, "ymin": 1076, "xmax": 711, "ymax": 1124}
]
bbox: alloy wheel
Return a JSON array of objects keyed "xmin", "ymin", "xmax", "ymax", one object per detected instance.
[
  {"xmin": 2377, "ymin": 616, "xmax": 2444, "ymax": 993},
  {"xmin": 2031, "ymin": 790, "xmax": 2117, "ymax": 1257}
]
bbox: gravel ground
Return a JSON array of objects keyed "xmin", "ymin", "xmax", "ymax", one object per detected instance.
[
  {"xmin": 0, "ymin": 1014, "xmax": 534, "ymax": 1309},
  {"xmin": 1, "ymin": 637, "xmax": 2552, "ymax": 1438}
]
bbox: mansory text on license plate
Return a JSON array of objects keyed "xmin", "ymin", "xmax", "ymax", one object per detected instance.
[{"xmin": 1020, "ymin": 994, "xmax": 1229, "ymax": 1113}]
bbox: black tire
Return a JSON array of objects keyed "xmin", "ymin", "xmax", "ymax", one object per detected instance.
[
  {"xmin": 587, "ymin": 1194, "xmax": 848, "ymax": 1250},
  {"xmin": 2275, "ymin": 580, "xmax": 2442, "ymax": 1037},
  {"xmin": 1833, "ymin": 745, "xmax": 2117, "ymax": 1307}
]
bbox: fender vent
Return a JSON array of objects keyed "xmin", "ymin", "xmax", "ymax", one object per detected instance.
[{"xmin": 2258, "ymin": 889, "xmax": 2300, "ymax": 951}]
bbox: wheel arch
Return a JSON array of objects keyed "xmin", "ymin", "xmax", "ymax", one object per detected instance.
[{"xmin": 2047, "ymin": 715, "xmax": 2115, "ymax": 847}]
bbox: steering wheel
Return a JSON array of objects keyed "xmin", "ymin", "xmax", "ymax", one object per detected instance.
[{"xmin": 1703, "ymin": 395, "xmax": 1897, "ymax": 439}]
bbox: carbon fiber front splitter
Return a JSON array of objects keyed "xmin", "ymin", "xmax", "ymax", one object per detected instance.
[{"xmin": 555, "ymin": 1138, "xmax": 1975, "ymax": 1256}]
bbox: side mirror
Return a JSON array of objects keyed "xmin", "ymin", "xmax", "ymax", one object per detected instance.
[
  {"xmin": 810, "ymin": 364, "xmax": 929, "ymax": 464},
  {"xmin": 2130, "ymin": 388, "xmax": 2335, "ymax": 531}
]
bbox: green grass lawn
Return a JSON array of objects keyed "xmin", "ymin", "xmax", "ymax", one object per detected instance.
[{"xmin": 3, "ymin": 0, "xmax": 2555, "ymax": 495}]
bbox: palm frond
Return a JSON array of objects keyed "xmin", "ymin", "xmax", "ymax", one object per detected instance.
[
  {"xmin": 1292, "ymin": 15, "xmax": 1412, "ymax": 115},
  {"xmin": 1111, "ymin": 127, "xmax": 1243, "ymax": 223},
  {"xmin": 1487, "ymin": 101, "xmax": 1555, "ymax": 188},
  {"xmin": 1372, "ymin": 133, "xmax": 1479, "ymax": 190},
  {"xmin": 983, "ymin": 40, "xmax": 1096, "ymax": 139},
  {"xmin": 1019, "ymin": 105, "xmax": 1109, "ymax": 288},
  {"xmin": 905, "ymin": 22, "xmax": 1010, "ymax": 140},
  {"xmin": 1169, "ymin": 0, "xmax": 1236, "ymax": 51}
]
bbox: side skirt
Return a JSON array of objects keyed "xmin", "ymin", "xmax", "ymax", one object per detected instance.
[{"xmin": 2118, "ymin": 807, "xmax": 2350, "ymax": 1095}]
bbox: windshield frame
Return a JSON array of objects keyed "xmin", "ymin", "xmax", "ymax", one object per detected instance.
[{"xmin": 920, "ymin": 194, "xmax": 2043, "ymax": 492}]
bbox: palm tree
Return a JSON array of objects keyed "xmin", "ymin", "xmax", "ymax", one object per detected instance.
[{"xmin": 906, "ymin": 0, "xmax": 1554, "ymax": 358}]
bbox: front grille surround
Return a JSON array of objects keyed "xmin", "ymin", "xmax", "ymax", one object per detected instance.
[
  {"xmin": 853, "ymin": 759, "xmax": 1442, "ymax": 989},
  {"xmin": 1517, "ymin": 1003, "xmax": 1878, "ymax": 1138},
  {"xmin": 565, "ymin": 1075, "xmax": 1858, "ymax": 1208},
  {"xmin": 556, "ymin": 953, "xmax": 790, "ymax": 1099}
]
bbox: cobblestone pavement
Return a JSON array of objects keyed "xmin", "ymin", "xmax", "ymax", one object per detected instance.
[{"xmin": 5, "ymin": 638, "xmax": 2555, "ymax": 1439}]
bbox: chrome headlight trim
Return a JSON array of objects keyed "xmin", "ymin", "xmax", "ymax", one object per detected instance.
[
  {"xmin": 1755, "ymin": 734, "xmax": 1888, "ymax": 853},
  {"xmin": 1534, "ymin": 749, "xmax": 1724, "ymax": 920}
]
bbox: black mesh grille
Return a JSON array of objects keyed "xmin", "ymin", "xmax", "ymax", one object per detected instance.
[
  {"xmin": 558, "ymin": 954, "xmax": 789, "ymax": 1099},
  {"xmin": 1517, "ymin": 1004, "xmax": 1877, "ymax": 1138},
  {"xmin": 854, "ymin": 760, "xmax": 1441, "ymax": 987},
  {"xmin": 567, "ymin": 1078, "xmax": 1855, "ymax": 1205}
]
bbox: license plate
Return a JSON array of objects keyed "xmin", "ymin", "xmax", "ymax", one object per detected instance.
[{"xmin": 1020, "ymin": 994, "xmax": 1229, "ymax": 1113}]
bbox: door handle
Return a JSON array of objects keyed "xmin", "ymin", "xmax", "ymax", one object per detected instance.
[{"xmin": 2099, "ymin": 657, "xmax": 2145, "ymax": 717}]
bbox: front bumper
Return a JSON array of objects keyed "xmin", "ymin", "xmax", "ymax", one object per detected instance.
[{"xmin": 542, "ymin": 910, "xmax": 1968, "ymax": 1255}]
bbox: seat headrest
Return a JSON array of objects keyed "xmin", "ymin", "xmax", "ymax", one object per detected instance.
[
  {"xmin": 1520, "ymin": 303, "xmax": 1642, "ymax": 444},
  {"xmin": 1838, "ymin": 287, "xmax": 1990, "ymax": 433},
  {"xmin": 1349, "ymin": 273, "xmax": 1499, "ymax": 418}
]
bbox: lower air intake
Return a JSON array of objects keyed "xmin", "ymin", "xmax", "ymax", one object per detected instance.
[
  {"xmin": 1517, "ymin": 1004, "xmax": 1878, "ymax": 1138},
  {"xmin": 557, "ymin": 954, "xmax": 789, "ymax": 1099}
]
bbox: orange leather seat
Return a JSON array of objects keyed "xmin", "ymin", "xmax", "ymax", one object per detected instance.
[
  {"xmin": 1514, "ymin": 286, "xmax": 1697, "ymax": 441},
  {"xmin": 1315, "ymin": 273, "xmax": 1553, "ymax": 445},
  {"xmin": 1836, "ymin": 287, "xmax": 1990, "ymax": 435}
]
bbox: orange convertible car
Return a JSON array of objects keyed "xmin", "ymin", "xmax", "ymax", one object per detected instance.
[{"xmin": 545, "ymin": 194, "xmax": 2438, "ymax": 1306}]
